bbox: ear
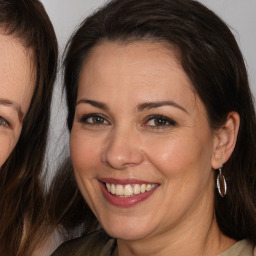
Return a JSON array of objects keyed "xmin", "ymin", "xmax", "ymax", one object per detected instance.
[{"xmin": 211, "ymin": 111, "xmax": 240, "ymax": 169}]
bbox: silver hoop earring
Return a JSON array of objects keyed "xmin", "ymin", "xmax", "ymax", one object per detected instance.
[{"xmin": 217, "ymin": 165, "xmax": 227, "ymax": 197}]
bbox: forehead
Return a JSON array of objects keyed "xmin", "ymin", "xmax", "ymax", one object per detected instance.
[
  {"xmin": 77, "ymin": 41, "xmax": 207, "ymax": 118},
  {"xmin": 0, "ymin": 32, "xmax": 36, "ymax": 117},
  {"xmin": 79, "ymin": 41, "xmax": 192, "ymax": 96},
  {"xmin": 0, "ymin": 32, "xmax": 35, "ymax": 74},
  {"xmin": 84, "ymin": 40, "xmax": 181, "ymax": 71}
]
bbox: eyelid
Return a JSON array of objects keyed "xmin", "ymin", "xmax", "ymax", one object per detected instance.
[
  {"xmin": 143, "ymin": 114, "xmax": 177, "ymax": 127},
  {"xmin": 0, "ymin": 107, "xmax": 20, "ymax": 128},
  {"xmin": 77, "ymin": 111, "xmax": 177, "ymax": 129},
  {"xmin": 0, "ymin": 116, "xmax": 11, "ymax": 128},
  {"xmin": 79, "ymin": 113, "xmax": 110, "ymax": 125}
]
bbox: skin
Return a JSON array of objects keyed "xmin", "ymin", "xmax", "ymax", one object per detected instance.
[
  {"xmin": 0, "ymin": 31, "xmax": 35, "ymax": 168},
  {"xmin": 70, "ymin": 41, "xmax": 239, "ymax": 256}
]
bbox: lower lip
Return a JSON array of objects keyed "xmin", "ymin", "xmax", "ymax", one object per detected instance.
[{"xmin": 99, "ymin": 182, "xmax": 158, "ymax": 208}]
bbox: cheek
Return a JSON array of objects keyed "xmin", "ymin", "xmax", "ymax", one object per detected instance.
[
  {"xmin": 70, "ymin": 130, "xmax": 104, "ymax": 214},
  {"xmin": 0, "ymin": 134, "xmax": 16, "ymax": 167},
  {"xmin": 143, "ymin": 131, "xmax": 214, "ymax": 179},
  {"xmin": 70, "ymin": 131, "xmax": 101, "ymax": 177}
]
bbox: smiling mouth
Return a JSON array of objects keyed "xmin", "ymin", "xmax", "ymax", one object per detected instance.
[{"xmin": 105, "ymin": 183, "xmax": 157, "ymax": 197}]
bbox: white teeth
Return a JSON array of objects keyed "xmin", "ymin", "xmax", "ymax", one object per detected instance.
[
  {"xmin": 124, "ymin": 184, "xmax": 133, "ymax": 196},
  {"xmin": 140, "ymin": 184, "xmax": 146, "ymax": 193},
  {"xmin": 134, "ymin": 184, "xmax": 140, "ymax": 195},
  {"xmin": 105, "ymin": 183, "xmax": 156, "ymax": 197},
  {"xmin": 111, "ymin": 184, "xmax": 116, "ymax": 194},
  {"xmin": 116, "ymin": 185, "xmax": 123, "ymax": 196},
  {"xmin": 146, "ymin": 184, "xmax": 152, "ymax": 191},
  {"xmin": 106, "ymin": 183, "xmax": 111, "ymax": 191}
]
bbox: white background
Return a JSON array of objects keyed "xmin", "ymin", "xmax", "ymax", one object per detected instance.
[{"xmin": 40, "ymin": 0, "xmax": 256, "ymax": 177}]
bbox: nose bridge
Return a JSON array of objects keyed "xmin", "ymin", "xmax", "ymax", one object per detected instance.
[{"xmin": 101, "ymin": 124, "xmax": 143, "ymax": 169}]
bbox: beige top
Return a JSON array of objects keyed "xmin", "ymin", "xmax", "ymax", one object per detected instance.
[
  {"xmin": 51, "ymin": 229, "xmax": 256, "ymax": 256},
  {"xmin": 218, "ymin": 239, "xmax": 256, "ymax": 256}
]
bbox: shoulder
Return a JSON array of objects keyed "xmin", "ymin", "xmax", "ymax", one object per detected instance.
[
  {"xmin": 50, "ymin": 229, "xmax": 115, "ymax": 256},
  {"xmin": 219, "ymin": 240, "xmax": 256, "ymax": 256}
]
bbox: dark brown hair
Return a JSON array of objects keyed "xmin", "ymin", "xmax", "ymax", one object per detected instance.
[
  {"xmin": 0, "ymin": 0, "xmax": 58, "ymax": 255},
  {"xmin": 49, "ymin": 0, "xmax": 256, "ymax": 244}
]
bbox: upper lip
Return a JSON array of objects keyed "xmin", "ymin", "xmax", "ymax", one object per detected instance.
[{"xmin": 99, "ymin": 178, "xmax": 158, "ymax": 185}]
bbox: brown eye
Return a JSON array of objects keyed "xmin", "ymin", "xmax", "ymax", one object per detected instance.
[
  {"xmin": 153, "ymin": 118, "xmax": 169, "ymax": 126},
  {"xmin": 91, "ymin": 116, "xmax": 105, "ymax": 124},
  {"xmin": 144, "ymin": 115, "xmax": 176, "ymax": 128},
  {"xmin": 80, "ymin": 114, "xmax": 109, "ymax": 125}
]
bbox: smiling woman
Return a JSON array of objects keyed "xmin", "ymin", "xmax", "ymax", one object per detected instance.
[
  {"xmin": 49, "ymin": 0, "xmax": 256, "ymax": 255},
  {"xmin": 71, "ymin": 42, "xmax": 222, "ymax": 226},
  {"xmin": 0, "ymin": 1, "xmax": 58, "ymax": 256}
]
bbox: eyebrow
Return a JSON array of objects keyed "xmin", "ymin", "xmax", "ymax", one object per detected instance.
[
  {"xmin": 76, "ymin": 99, "xmax": 188, "ymax": 114},
  {"xmin": 76, "ymin": 99, "xmax": 109, "ymax": 111},
  {"xmin": 0, "ymin": 98, "xmax": 24, "ymax": 120},
  {"xmin": 137, "ymin": 101, "xmax": 188, "ymax": 114}
]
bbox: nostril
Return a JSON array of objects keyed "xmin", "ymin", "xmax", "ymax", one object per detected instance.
[
  {"xmin": 100, "ymin": 131, "xmax": 144, "ymax": 169},
  {"xmin": 101, "ymin": 150, "xmax": 143, "ymax": 170}
]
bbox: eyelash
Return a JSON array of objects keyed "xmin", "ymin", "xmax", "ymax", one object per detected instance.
[
  {"xmin": 143, "ymin": 114, "xmax": 176, "ymax": 128},
  {"xmin": 79, "ymin": 113, "xmax": 110, "ymax": 126},
  {"xmin": 0, "ymin": 116, "xmax": 10, "ymax": 127},
  {"xmin": 79, "ymin": 113, "xmax": 176, "ymax": 128}
]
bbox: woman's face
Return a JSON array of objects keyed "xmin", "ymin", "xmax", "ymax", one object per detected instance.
[
  {"xmin": 71, "ymin": 41, "xmax": 220, "ymax": 241},
  {"xmin": 0, "ymin": 32, "xmax": 35, "ymax": 167}
]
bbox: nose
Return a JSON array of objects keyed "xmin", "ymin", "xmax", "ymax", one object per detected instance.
[{"xmin": 101, "ymin": 128, "xmax": 144, "ymax": 170}]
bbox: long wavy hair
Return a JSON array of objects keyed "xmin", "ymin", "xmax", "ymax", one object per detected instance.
[
  {"xmin": 49, "ymin": 0, "xmax": 256, "ymax": 244},
  {"xmin": 0, "ymin": 0, "xmax": 58, "ymax": 255}
]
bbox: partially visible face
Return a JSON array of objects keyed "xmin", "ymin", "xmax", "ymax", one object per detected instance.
[
  {"xmin": 70, "ymin": 41, "xmax": 219, "ymax": 241},
  {"xmin": 0, "ymin": 31, "xmax": 35, "ymax": 168}
]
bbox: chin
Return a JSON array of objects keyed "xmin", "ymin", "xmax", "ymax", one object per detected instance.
[
  {"xmin": 101, "ymin": 218, "xmax": 153, "ymax": 241},
  {"xmin": 107, "ymin": 229, "xmax": 148, "ymax": 241}
]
